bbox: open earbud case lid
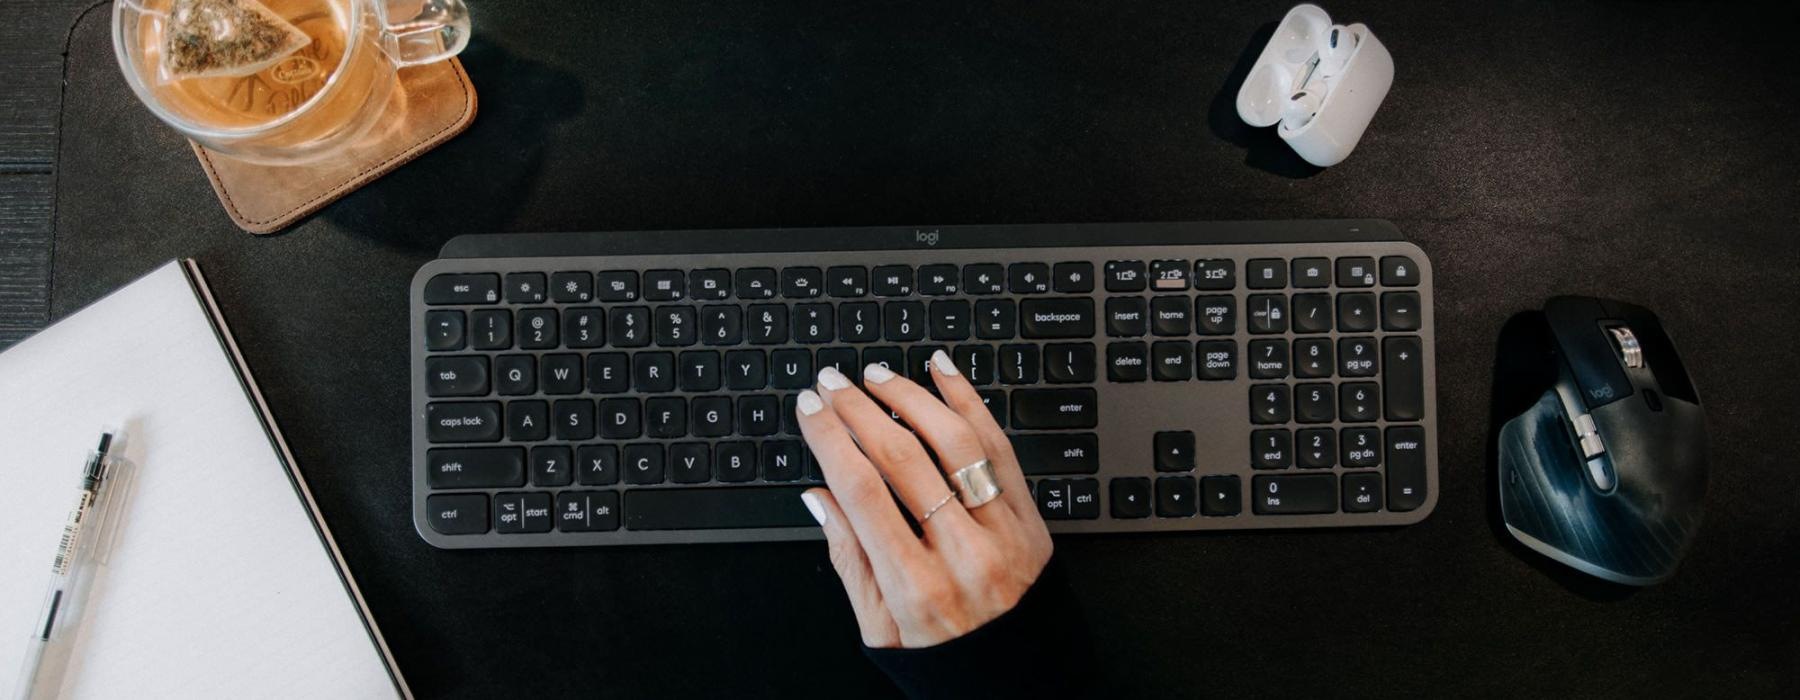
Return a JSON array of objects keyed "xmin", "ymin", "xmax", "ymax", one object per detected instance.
[{"xmin": 1234, "ymin": 3, "xmax": 1393, "ymax": 166}]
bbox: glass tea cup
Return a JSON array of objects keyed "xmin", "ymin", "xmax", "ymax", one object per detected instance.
[{"xmin": 112, "ymin": 0, "xmax": 470, "ymax": 165}]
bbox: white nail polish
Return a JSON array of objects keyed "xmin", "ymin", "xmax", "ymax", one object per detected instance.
[
  {"xmin": 931, "ymin": 349, "xmax": 960, "ymax": 376},
  {"xmin": 817, "ymin": 366, "xmax": 851, "ymax": 391},
  {"xmin": 797, "ymin": 390, "xmax": 824, "ymax": 416},
  {"xmin": 863, "ymin": 363, "xmax": 897, "ymax": 384},
  {"xmin": 800, "ymin": 492, "xmax": 829, "ymax": 526}
]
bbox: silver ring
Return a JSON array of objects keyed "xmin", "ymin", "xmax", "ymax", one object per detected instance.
[
  {"xmin": 919, "ymin": 491, "xmax": 958, "ymax": 521},
  {"xmin": 951, "ymin": 459, "xmax": 1003, "ymax": 509}
]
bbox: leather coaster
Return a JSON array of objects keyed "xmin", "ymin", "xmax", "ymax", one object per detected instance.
[{"xmin": 190, "ymin": 57, "xmax": 478, "ymax": 235}]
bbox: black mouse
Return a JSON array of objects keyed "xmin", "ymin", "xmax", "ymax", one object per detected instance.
[{"xmin": 1496, "ymin": 296, "xmax": 1708, "ymax": 585}]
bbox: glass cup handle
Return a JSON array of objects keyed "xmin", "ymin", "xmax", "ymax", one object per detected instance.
[{"xmin": 379, "ymin": 0, "xmax": 471, "ymax": 68}]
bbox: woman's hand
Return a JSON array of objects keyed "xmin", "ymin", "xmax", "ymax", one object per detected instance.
[{"xmin": 796, "ymin": 349, "xmax": 1053, "ymax": 648}]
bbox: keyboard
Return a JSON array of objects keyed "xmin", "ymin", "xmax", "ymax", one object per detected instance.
[{"xmin": 410, "ymin": 221, "xmax": 1439, "ymax": 548}]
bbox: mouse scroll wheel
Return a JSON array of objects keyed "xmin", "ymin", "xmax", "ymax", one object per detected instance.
[{"xmin": 1608, "ymin": 326, "xmax": 1644, "ymax": 369}]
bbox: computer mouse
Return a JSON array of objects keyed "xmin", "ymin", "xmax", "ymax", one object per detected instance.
[{"xmin": 1496, "ymin": 296, "xmax": 1707, "ymax": 585}]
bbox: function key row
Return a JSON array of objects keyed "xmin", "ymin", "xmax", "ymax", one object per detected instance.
[{"xmin": 1102, "ymin": 255, "xmax": 1418, "ymax": 292}]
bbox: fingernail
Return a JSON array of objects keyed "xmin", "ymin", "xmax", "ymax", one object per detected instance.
[
  {"xmin": 863, "ymin": 363, "xmax": 897, "ymax": 384},
  {"xmin": 797, "ymin": 389, "xmax": 824, "ymax": 416},
  {"xmin": 931, "ymin": 349, "xmax": 960, "ymax": 376},
  {"xmin": 800, "ymin": 491, "xmax": 829, "ymax": 526},
  {"xmin": 817, "ymin": 366, "xmax": 852, "ymax": 391}
]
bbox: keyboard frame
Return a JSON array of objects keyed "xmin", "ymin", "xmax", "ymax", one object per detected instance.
[{"xmin": 412, "ymin": 220, "xmax": 1438, "ymax": 548}]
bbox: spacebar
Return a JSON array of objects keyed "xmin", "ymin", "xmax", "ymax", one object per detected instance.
[{"xmin": 624, "ymin": 486, "xmax": 818, "ymax": 530}]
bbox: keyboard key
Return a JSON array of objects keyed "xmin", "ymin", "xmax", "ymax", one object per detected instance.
[
  {"xmin": 1008, "ymin": 263, "xmax": 1050, "ymax": 294},
  {"xmin": 689, "ymin": 269, "xmax": 732, "ymax": 300},
  {"xmin": 1011, "ymin": 433, "xmax": 1100, "ymax": 475},
  {"xmin": 1111, "ymin": 478, "xmax": 1152, "ymax": 518},
  {"xmin": 426, "ymin": 273, "xmax": 499, "ymax": 305},
  {"xmin": 716, "ymin": 441, "xmax": 758, "ymax": 482},
  {"xmin": 920, "ymin": 264, "xmax": 961, "ymax": 295},
  {"xmin": 1106, "ymin": 342, "xmax": 1148, "ymax": 382},
  {"xmin": 1053, "ymin": 262, "xmax": 1094, "ymax": 293},
  {"xmin": 427, "ymin": 402, "xmax": 501, "ymax": 442},
  {"xmin": 504, "ymin": 273, "xmax": 547, "ymax": 303},
  {"xmin": 1193, "ymin": 259, "xmax": 1235, "ymax": 290},
  {"xmin": 655, "ymin": 306, "xmax": 696, "ymax": 346},
  {"xmin": 1011, "ymin": 388, "xmax": 1098, "ymax": 429},
  {"xmin": 1105, "ymin": 297, "xmax": 1147, "ymax": 337},
  {"xmin": 761, "ymin": 441, "xmax": 806, "ymax": 481},
  {"xmin": 1342, "ymin": 427, "xmax": 1381, "ymax": 468},
  {"xmin": 997, "ymin": 344, "xmax": 1038, "ymax": 384},
  {"xmin": 517, "ymin": 309, "xmax": 559, "ymax": 349},
  {"xmin": 608, "ymin": 306, "xmax": 650, "ymax": 347},
  {"xmin": 952, "ymin": 344, "xmax": 996, "ymax": 386},
  {"xmin": 1382, "ymin": 291, "xmax": 1422, "ymax": 331},
  {"xmin": 427, "ymin": 447, "xmax": 524, "ymax": 488},
  {"xmin": 1250, "ymin": 384, "xmax": 1291, "ymax": 424},
  {"xmin": 1154, "ymin": 431, "xmax": 1195, "ymax": 471},
  {"xmin": 1339, "ymin": 337, "xmax": 1378, "ymax": 377},
  {"xmin": 556, "ymin": 491, "xmax": 621, "ymax": 532},
  {"xmin": 551, "ymin": 271, "xmax": 594, "ymax": 303},
  {"xmin": 494, "ymin": 492, "xmax": 554, "ymax": 533},
  {"xmin": 747, "ymin": 305, "xmax": 789, "ymax": 344},
  {"xmin": 1295, "ymin": 383, "xmax": 1335, "ymax": 423},
  {"xmin": 1020, "ymin": 298, "xmax": 1094, "ymax": 338},
  {"xmin": 470, "ymin": 309, "xmax": 511, "ymax": 350},
  {"xmin": 624, "ymin": 486, "xmax": 820, "ymax": 530},
  {"xmin": 1342, "ymin": 472, "xmax": 1383, "ymax": 512},
  {"xmin": 1291, "ymin": 258, "xmax": 1330, "ymax": 288},
  {"xmin": 645, "ymin": 397, "xmax": 688, "ymax": 438},
  {"xmin": 1297, "ymin": 428, "xmax": 1336, "ymax": 468},
  {"xmin": 781, "ymin": 267, "xmax": 824, "ymax": 298},
  {"xmin": 531, "ymin": 445, "xmax": 574, "ymax": 486},
  {"xmin": 1103, "ymin": 261, "xmax": 1147, "ymax": 292},
  {"xmin": 739, "ymin": 395, "xmax": 781, "ymax": 436},
  {"xmin": 1252, "ymin": 429, "xmax": 1292, "ymax": 469},
  {"xmin": 426, "ymin": 356, "xmax": 489, "ymax": 397},
  {"xmin": 596, "ymin": 270, "xmax": 639, "ymax": 301},
  {"xmin": 1335, "ymin": 257, "xmax": 1376, "ymax": 287},
  {"xmin": 863, "ymin": 347, "xmax": 905, "ymax": 379},
  {"xmin": 834, "ymin": 302, "xmax": 878, "ymax": 342},
  {"xmin": 599, "ymin": 398, "xmax": 642, "ymax": 439},
  {"xmin": 1247, "ymin": 339, "xmax": 1289, "ymax": 379},
  {"xmin": 1042, "ymin": 343, "xmax": 1095, "ymax": 384},
  {"xmin": 1338, "ymin": 293, "xmax": 1378, "ymax": 332},
  {"xmin": 768, "ymin": 349, "xmax": 812, "ymax": 390},
  {"xmin": 1149, "ymin": 260, "xmax": 1189, "ymax": 290},
  {"xmin": 1386, "ymin": 427, "xmax": 1428, "ymax": 511},
  {"xmin": 1252, "ymin": 474, "xmax": 1337, "ymax": 514},
  {"xmin": 563, "ymin": 308, "xmax": 605, "ymax": 348},
  {"xmin": 735, "ymin": 268, "xmax": 778, "ymax": 299},
  {"xmin": 827, "ymin": 266, "xmax": 869, "ymax": 297},
  {"xmin": 623, "ymin": 443, "xmax": 665, "ymax": 484},
  {"xmin": 1194, "ymin": 296, "xmax": 1236, "ymax": 335},
  {"xmin": 497, "ymin": 355, "xmax": 536, "ymax": 395},
  {"xmin": 872, "ymin": 265, "xmax": 915, "ymax": 296},
  {"xmin": 1034, "ymin": 479, "xmax": 1099, "ymax": 520},
  {"xmin": 906, "ymin": 345, "xmax": 943, "ymax": 382},
  {"xmin": 793, "ymin": 304, "xmax": 834, "ymax": 343},
  {"xmin": 976, "ymin": 390, "xmax": 1007, "ymax": 427},
  {"xmin": 1246, "ymin": 258, "xmax": 1286, "ymax": 289},
  {"xmin": 643, "ymin": 270, "xmax": 685, "ymax": 301},
  {"xmin": 1294, "ymin": 338, "xmax": 1333, "ymax": 378},
  {"xmin": 1384, "ymin": 336, "xmax": 1425, "ymax": 421},
  {"xmin": 963, "ymin": 264, "xmax": 1005, "ymax": 294},
  {"xmin": 1291, "ymin": 294, "xmax": 1332, "ymax": 333},
  {"xmin": 587, "ymin": 353, "xmax": 629, "ymax": 393},
  {"xmin": 880, "ymin": 301, "xmax": 924, "ymax": 341},
  {"xmin": 689, "ymin": 395, "xmax": 733, "ymax": 437},
  {"xmin": 1069, "ymin": 479, "xmax": 1101, "ymax": 519},
  {"xmin": 1156, "ymin": 476, "xmax": 1197, "ymax": 517},
  {"xmin": 507, "ymin": 401, "xmax": 549, "ymax": 441},
  {"xmin": 1151, "ymin": 341, "xmax": 1192, "ymax": 381},
  {"xmin": 633, "ymin": 352, "xmax": 675, "ymax": 392},
  {"xmin": 553, "ymin": 399, "xmax": 596, "ymax": 440},
  {"xmin": 540, "ymin": 354, "xmax": 582, "ymax": 394},
  {"xmin": 1196, "ymin": 340, "xmax": 1237, "ymax": 381},
  {"xmin": 426, "ymin": 310, "xmax": 465, "ymax": 351},
  {"xmin": 1150, "ymin": 296, "xmax": 1191, "ymax": 336},
  {"xmin": 929, "ymin": 300, "xmax": 971, "ymax": 340},
  {"xmin": 974, "ymin": 299, "xmax": 1017, "ymax": 339},
  {"xmin": 426, "ymin": 494, "xmax": 489, "ymax": 535},
  {"xmin": 1201, "ymin": 475, "xmax": 1241, "ymax": 516},
  {"xmin": 817, "ymin": 347, "xmax": 859, "ymax": 379},
  {"xmin": 577, "ymin": 445, "xmax": 620, "ymax": 485},
  {"xmin": 700, "ymin": 306, "xmax": 743, "ymax": 346},
  {"xmin": 1381, "ymin": 255, "xmax": 1420, "ymax": 286},
  {"xmin": 1339, "ymin": 383, "xmax": 1381, "ymax": 422},
  {"xmin": 669, "ymin": 442, "xmax": 712, "ymax": 483},
  {"xmin": 1246, "ymin": 294, "xmax": 1288, "ymax": 334}
]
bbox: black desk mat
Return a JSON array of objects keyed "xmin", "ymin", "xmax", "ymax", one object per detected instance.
[{"xmin": 50, "ymin": 1, "xmax": 1799, "ymax": 696}]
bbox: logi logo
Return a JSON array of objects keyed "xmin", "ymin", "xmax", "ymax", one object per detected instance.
[{"xmin": 914, "ymin": 229, "xmax": 941, "ymax": 246}]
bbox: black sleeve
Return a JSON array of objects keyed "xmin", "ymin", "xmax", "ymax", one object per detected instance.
[{"xmin": 863, "ymin": 559, "xmax": 1093, "ymax": 700}]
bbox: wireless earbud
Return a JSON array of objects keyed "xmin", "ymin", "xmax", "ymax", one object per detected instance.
[
  {"xmin": 1235, "ymin": 5, "xmax": 1392, "ymax": 166},
  {"xmin": 1316, "ymin": 25, "xmax": 1356, "ymax": 78},
  {"xmin": 1281, "ymin": 84, "xmax": 1325, "ymax": 131}
]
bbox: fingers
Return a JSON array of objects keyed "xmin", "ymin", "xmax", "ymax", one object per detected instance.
[
  {"xmin": 926, "ymin": 350, "xmax": 1040, "ymax": 522},
  {"xmin": 815, "ymin": 367, "xmax": 982, "ymax": 537},
  {"xmin": 795, "ymin": 389, "xmax": 926, "ymax": 576},
  {"xmin": 858, "ymin": 354, "xmax": 1015, "ymax": 530},
  {"xmin": 802, "ymin": 489, "xmax": 900, "ymax": 648}
]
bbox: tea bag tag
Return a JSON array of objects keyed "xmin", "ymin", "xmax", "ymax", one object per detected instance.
[{"xmin": 161, "ymin": 0, "xmax": 312, "ymax": 81}]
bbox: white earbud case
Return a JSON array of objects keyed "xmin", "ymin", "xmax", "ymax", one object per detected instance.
[{"xmin": 1235, "ymin": 4, "xmax": 1394, "ymax": 167}]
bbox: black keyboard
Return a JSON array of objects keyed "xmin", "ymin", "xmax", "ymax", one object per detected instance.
[{"xmin": 410, "ymin": 221, "xmax": 1439, "ymax": 547}]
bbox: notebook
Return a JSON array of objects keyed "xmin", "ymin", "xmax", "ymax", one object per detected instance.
[{"xmin": 0, "ymin": 260, "xmax": 407, "ymax": 698}]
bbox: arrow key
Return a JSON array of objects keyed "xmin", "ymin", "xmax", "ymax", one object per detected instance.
[
  {"xmin": 1156, "ymin": 476, "xmax": 1197, "ymax": 517},
  {"xmin": 1201, "ymin": 475, "xmax": 1241, "ymax": 516},
  {"xmin": 1110, "ymin": 478, "xmax": 1152, "ymax": 518}
]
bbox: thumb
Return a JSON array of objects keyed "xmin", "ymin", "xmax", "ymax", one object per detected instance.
[{"xmin": 803, "ymin": 489, "xmax": 900, "ymax": 648}]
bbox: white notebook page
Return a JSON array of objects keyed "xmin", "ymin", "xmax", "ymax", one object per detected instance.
[{"xmin": 0, "ymin": 261, "xmax": 401, "ymax": 698}]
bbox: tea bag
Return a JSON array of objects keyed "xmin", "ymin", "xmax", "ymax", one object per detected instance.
[{"xmin": 160, "ymin": 0, "xmax": 312, "ymax": 80}]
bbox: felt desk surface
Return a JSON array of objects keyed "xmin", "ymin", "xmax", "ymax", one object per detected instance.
[{"xmin": 49, "ymin": 1, "xmax": 1799, "ymax": 696}]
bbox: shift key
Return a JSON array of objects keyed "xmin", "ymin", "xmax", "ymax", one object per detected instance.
[
  {"xmin": 1011, "ymin": 389, "xmax": 1099, "ymax": 429},
  {"xmin": 427, "ymin": 447, "xmax": 525, "ymax": 488},
  {"xmin": 1010, "ymin": 433, "xmax": 1100, "ymax": 475}
]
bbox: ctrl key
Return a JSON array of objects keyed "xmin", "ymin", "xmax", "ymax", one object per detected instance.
[{"xmin": 426, "ymin": 494, "xmax": 489, "ymax": 535}]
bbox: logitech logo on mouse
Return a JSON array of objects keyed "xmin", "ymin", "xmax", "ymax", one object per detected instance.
[{"xmin": 914, "ymin": 229, "xmax": 940, "ymax": 247}]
